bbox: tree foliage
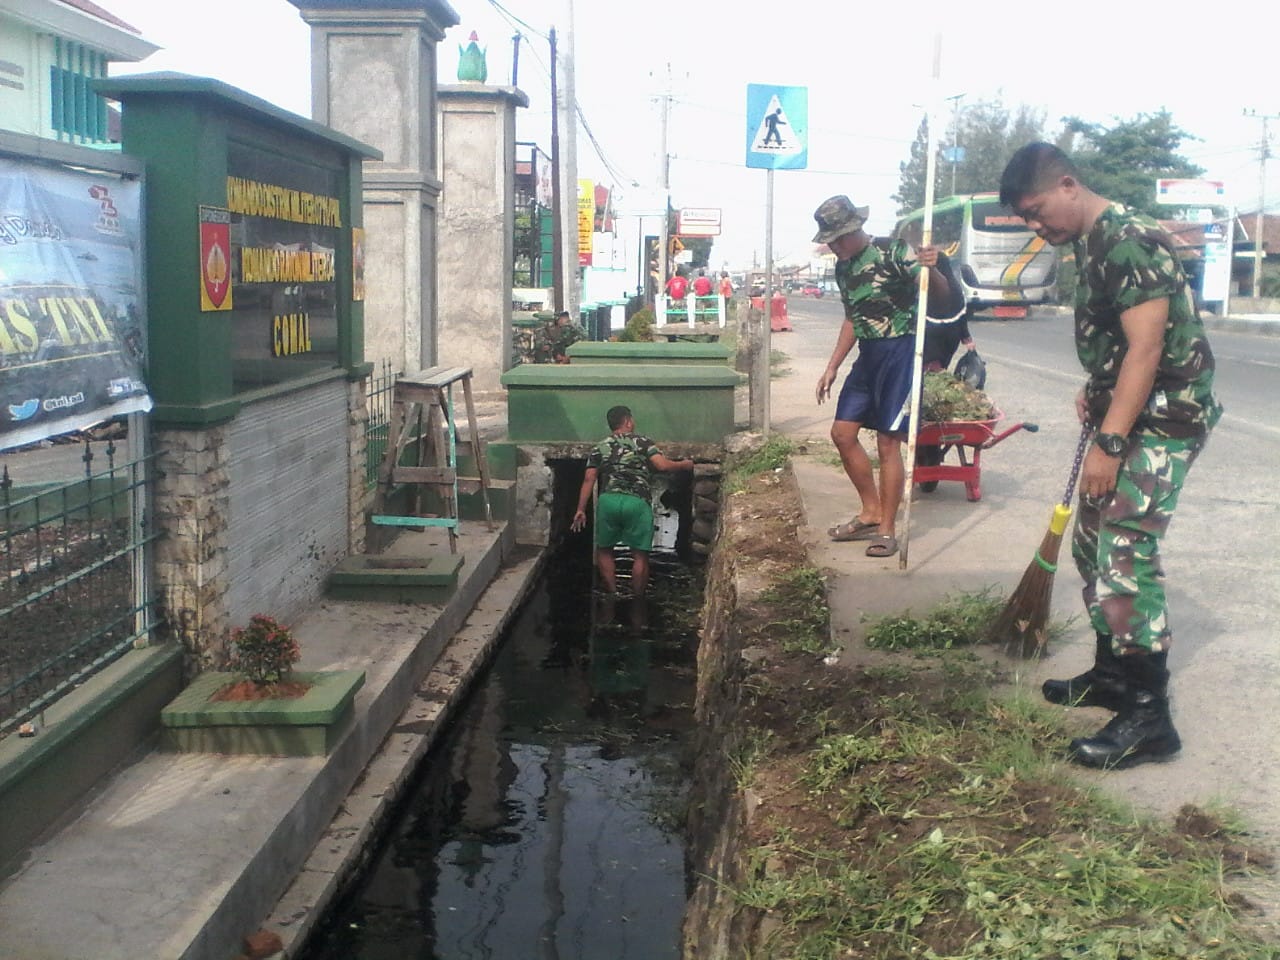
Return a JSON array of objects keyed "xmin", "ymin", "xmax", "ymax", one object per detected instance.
[
  {"xmin": 894, "ymin": 104, "xmax": 1204, "ymax": 220},
  {"xmin": 1056, "ymin": 111, "xmax": 1203, "ymax": 217},
  {"xmin": 894, "ymin": 98, "xmax": 1046, "ymax": 215}
]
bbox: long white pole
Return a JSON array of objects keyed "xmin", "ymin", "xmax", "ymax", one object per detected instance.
[{"xmin": 900, "ymin": 34, "xmax": 942, "ymax": 570}]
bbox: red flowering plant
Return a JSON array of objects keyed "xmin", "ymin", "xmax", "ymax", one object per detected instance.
[{"xmin": 227, "ymin": 615, "xmax": 301, "ymax": 686}]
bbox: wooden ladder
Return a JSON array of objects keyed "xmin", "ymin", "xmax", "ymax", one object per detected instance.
[{"xmin": 370, "ymin": 366, "xmax": 494, "ymax": 553}]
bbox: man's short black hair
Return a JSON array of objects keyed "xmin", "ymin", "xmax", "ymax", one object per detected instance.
[
  {"xmin": 999, "ymin": 142, "xmax": 1080, "ymax": 207},
  {"xmin": 606, "ymin": 405, "xmax": 632, "ymax": 430}
]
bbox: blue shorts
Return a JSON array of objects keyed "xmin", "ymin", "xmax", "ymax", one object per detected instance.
[{"xmin": 834, "ymin": 335, "xmax": 914, "ymax": 434}]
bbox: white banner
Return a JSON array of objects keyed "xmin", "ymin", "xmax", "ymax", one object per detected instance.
[{"xmin": 0, "ymin": 157, "xmax": 151, "ymax": 450}]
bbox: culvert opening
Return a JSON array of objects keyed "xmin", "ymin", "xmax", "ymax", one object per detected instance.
[{"xmin": 298, "ymin": 473, "xmax": 710, "ymax": 959}]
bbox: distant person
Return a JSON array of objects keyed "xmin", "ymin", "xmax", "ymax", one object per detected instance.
[
  {"xmin": 666, "ymin": 272, "xmax": 689, "ymax": 301},
  {"xmin": 718, "ymin": 271, "xmax": 734, "ymax": 301},
  {"xmin": 692, "ymin": 270, "xmax": 713, "ymax": 297},
  {"xmin": 531, "ymin": 309, "xmax": 584, "ymax": 363},
  {"xmin": 900, "ymin": 222, "xmax": 976, "ymax": 372},
  {"xmin": 812, "ymin": 195, "xmax": 950, "ymax": 558},
  {"xmin": 571, "ymin": 405, "xmax": 694, "ymax": 596},
  {"xmin": 999, "ymin": 141, "xmax": 1222, "ymax": 770}
]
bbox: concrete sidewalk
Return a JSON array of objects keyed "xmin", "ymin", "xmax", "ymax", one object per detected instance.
[{"xmin": 0, "ymin": 523, "xmax": 544, "ymax": 960}]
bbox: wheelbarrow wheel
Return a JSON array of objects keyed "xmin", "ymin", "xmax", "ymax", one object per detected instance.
[{"xmin": 917, "ymin": 444, "xmax": 942, "ymax": 492}]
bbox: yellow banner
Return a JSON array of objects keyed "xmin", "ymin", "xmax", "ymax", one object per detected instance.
[{"xmin": 577, "ymin": 179, "xmax": 593, "ymax": 266}]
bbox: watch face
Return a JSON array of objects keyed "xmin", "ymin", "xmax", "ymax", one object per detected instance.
[{"xmin": 1097, "ymin": 434, "xmax": 1126, "ymax": 456}]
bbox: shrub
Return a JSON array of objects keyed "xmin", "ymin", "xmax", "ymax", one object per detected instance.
[
  {"xmin": 228, "ymin": 614, "xmax": 301, "ymax": 685},
  {"xmin": 619, "ymin": 307, "xmax": 655, "ymax": 342}
]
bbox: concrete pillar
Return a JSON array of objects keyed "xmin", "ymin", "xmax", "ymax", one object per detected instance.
[
  {"xmin": 437, "ymin": 84, "xmax": 528, "ymax": 395},
  {"xmin": 289, "ymin": 0, "xmax": 460, "ymax": 375}
]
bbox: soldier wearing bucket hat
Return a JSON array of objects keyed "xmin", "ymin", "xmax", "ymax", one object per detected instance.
[
  {"xmin": 812, "ymin": 196, "xmax": 870, "ymax": 244},
  {"xmin": 813, "ymin": 195, "xmax": 951, "ymax": 559}
]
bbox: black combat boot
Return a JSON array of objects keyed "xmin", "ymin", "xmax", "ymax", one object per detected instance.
[
  {"xmin": 1067, "ymin": 652, "xmax": 1181, "ymax": 769},
  {"xmin": 1042, "ymin": 633, "xmax": 1128, "ymax": 711}
]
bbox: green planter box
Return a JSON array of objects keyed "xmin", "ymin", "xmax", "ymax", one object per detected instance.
[
  {"xmin": 500, "ymin": 363, "xmax": 740, "ymax": 443},
  {"xmin": 565, "ymin": 341, "xmax": 731, "ymax": 365},
  {"xmin": 160, "ymin": 670, "xmax": 365, "ymax": 757}
]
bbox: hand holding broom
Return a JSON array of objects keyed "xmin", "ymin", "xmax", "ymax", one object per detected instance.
[{"xmin": 990, "ymin": 423, "xmax": 1095, "ymax": 658}]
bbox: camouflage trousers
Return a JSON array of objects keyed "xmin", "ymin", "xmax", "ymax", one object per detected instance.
[{"xmin": 1072, "ymin": 433, "xmax": 1205, "ymax": 654}]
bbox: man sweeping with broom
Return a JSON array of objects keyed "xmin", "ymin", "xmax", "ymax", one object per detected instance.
[{"xmin": 998, "ymin": 143, "xmax": 1222, "ymax": 770}]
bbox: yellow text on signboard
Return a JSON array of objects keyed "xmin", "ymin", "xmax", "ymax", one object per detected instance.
[
  {"xmin": 272, "ymin": 313, "xmax": 312, "ymax": 357},
  {"xmin": 241, "ymin": 247, "xmax": 336, "ymax": 284},
  {"xmin": 1, "ymin": 295, "xmax": 111, "ymax": 356},
  {"xmin": 226, "ymin": 176, "xmax": 342, "ymax": 227}
]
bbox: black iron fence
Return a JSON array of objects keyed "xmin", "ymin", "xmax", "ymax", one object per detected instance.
[
  {"xmin": 0, "ymin": 440, "xmax": 160, "ymax": 738},
  {"xmin": 364, "ymin": 360, "xmax": 400, "ymax": 488}
]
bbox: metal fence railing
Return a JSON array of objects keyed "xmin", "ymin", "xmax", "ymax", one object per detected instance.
[
  {"xmin": 364, "ymin": 360, "xmax": 400, "ymax": 489},
  {"xmin": 0, "ymin": 440, "xmax": 160, "ymax": 738}
]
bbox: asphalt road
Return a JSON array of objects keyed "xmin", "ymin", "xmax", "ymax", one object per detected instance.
[{"xmin": 774, "ymin": 295, "xmax": 1280, "ymax": 925}]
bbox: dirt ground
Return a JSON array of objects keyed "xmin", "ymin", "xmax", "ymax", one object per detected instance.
[{"xmin": 709, "ymin": 461, "xmax": 1278, "ymax": 959}]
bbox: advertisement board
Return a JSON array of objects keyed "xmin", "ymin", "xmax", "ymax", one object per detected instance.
[
  {"xmin": 577, "ymin": 179, "xmax": 594, "ymax": 266},
  {"xmin": 0, "ymin": 157, "xmax": 151, "ymax": 450}
]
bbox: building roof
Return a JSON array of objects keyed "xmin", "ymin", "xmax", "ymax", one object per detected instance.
[
  {"xmin": 56, "ymin": 0, "xmax": 140, "ymax": 34},
  {"xmin": 3, "ymin": 0, "xmax": 158, "ymax": 60},
  {"xmin": 1236, "ymin": 211, "xmax": 1280, "ymax": 252}
]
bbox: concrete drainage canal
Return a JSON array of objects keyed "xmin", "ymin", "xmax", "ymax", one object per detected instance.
[{"xmin": 299, "ymin": 478, "xmax": 707, "ymax": 959}]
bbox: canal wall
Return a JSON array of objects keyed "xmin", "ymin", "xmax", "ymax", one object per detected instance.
[{"xmin": 682, "ymin": 476, "xmax": 766, "ymax": 958}]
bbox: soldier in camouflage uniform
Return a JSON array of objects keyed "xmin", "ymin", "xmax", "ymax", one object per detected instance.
[
  {"xmin": 1000, "ymin": 142, "xmax": 1222, "ymax": 770},
  {"xmin": 812, "ymin": 196, "xmax": 951, "ymax": 558},
  {"xmin": 571, "ymin": 405, "xmax": 694, "ymax": 595},
  {"xmin": 531, "ymin": 310, "xmax": 585, "ymax": 363}
]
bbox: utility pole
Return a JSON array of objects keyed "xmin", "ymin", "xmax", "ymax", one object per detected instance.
[
  {"xmin": 557, "ymin": 0, "xmax": 580, "ymax": 318},
  {"xmin": 549, "ymin": 26, "xmax": 562, "ymax": 311},
  {"xmin": 1244, "ymin": 108, "xmax": 1278, "ymax": 299},
  {"xmin": 654, "ymin": 64, "xmax": 674, "ymax": 301}
]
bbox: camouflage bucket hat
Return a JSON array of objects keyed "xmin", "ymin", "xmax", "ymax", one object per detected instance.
[{"xmin": 812, "ymin": 195, "xmax": 870, "ymax": 244}]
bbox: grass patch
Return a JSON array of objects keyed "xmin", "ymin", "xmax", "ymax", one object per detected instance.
[
  {"xmin": 865, "ymin": 586, "xmax": 1010, "ymax": 651},
  {"xmin": 734, "ymin": 657, "xmax": 1278, "ymax": 959},
  {"xmin": 758, "ymin": 566, "xmax": 832, "ymax": 656},
  {"xmin": 725, "ymin": 435, "xmax": 794, "ymax": 494}
]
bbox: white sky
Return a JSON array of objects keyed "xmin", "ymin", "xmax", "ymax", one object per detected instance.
[{"xmin": 103, "ymin": 0, "xmax": 1280, "ymax": 270}]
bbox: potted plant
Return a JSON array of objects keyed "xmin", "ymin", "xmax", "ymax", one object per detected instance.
[{"xmin": 159, "ymin": 615, "xmax": 365, "ymax": 757}]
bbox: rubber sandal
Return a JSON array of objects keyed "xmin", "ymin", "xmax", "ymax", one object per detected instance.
[
  {"xmin": 828, "ymin": 519, "xmax": 878, "ymax": 542},
  {"xmin": 864, "ymin": 535, "xmax": 898, "ymax": 558}
]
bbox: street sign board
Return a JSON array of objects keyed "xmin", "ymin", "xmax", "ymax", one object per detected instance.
[
  {"xmin": 1155, "ymin": 178, "xmax": 1226, "ymax": 206},
  {"xmin": 746, "ymin": 84, "xmax": 808, "ymax": 170},
  {"xmin": 677, "ymin": 207, "xmax": 722, "ymax": 237}
]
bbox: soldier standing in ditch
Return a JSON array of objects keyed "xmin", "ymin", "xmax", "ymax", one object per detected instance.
[{"xmin": 999, "ymin": 142, "xmax": 1221, "ymax": 769}]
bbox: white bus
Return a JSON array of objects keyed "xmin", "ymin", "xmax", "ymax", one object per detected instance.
[{"xmin": 894, "ymin": 192, "xmax": 1057, "ymax": 318}]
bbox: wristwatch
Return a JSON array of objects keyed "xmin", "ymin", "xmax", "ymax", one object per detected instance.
[{"xmin": 1094, "ymin": 432, "xmax": 1128, "ymax": 457}]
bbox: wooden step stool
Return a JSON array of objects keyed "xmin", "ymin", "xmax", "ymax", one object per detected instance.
[{"xmin": 370, "ymin": 365, "xmax": 494, "ymax": 553}]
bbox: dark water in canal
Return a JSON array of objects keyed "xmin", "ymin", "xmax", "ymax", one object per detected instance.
[{"xmin": 300, "ymin": 546, "xmax": 702, "ymax": 960}]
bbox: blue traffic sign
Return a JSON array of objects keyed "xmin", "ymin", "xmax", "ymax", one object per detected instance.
[{"xmin": 746, "ymin": 84, "xmax": 808, "ymax": 170}]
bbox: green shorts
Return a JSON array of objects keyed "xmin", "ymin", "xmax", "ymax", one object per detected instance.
[{"xmin": 595, "ymin": 492, "xmax": 653, "ymax": 552}]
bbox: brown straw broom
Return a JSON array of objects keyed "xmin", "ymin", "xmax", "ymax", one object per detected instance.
[{"xmin": 990, "ymin": 423, "xmax": 1094, "ymax": 658}]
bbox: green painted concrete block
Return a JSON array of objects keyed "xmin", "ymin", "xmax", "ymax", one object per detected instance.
[
  {"xmin": 565, "ymin": 341, "xmax": 731, "ymax": 365},
  {"xmin": 159, "ymin": 670, "xmax": 365, "ymax": 757},
  {"xmin": 500, "ymin": 363, "xmax": 739, "ymax": 443},
  {"xmin": 326, "ymin": 553, "xmax": 465, "ymax": 603}
]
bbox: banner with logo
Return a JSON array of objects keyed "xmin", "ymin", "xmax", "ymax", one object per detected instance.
[{"xmin": 0, "ymin": 156, "xmax": 152, "ymax": 450}]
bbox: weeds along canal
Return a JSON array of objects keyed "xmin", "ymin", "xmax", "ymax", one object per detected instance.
[{"xmin": 298, "ymin": 538, "xmax": 705, "ymax": 960}]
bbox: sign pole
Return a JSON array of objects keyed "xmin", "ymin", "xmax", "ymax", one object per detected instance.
[
  {"xmin": 744, "ymin": 82, "xmax": 806, "ymax": 433},
  {"xmin": 752, "ymin": 168, "xmax": 774, "ymax": 434}
]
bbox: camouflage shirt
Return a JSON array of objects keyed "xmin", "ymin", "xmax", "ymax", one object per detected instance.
[
  {"xmin": 587, "ymin": 432, "xmax": 661, "ymax": 501},
  {"xmin": 833, "ymin": 238, "xmax": 921, "ymax": 339},
  {"xmin": 1075, "ymin": 204, "xmax": 1222, "ymax": 438}
]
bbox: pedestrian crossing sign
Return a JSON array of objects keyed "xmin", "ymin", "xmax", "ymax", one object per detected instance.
[{"xmin": 746, "ymin": 83, "xmax": 808, "ymax": 170}]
